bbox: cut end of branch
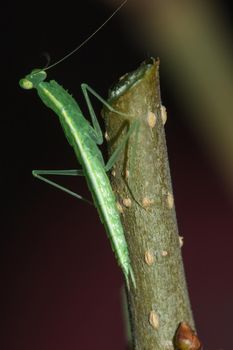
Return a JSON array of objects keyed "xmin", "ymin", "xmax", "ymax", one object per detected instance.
[{"xmin": 107, "ymin": 57, "xmax": 158, "ymax": 102}]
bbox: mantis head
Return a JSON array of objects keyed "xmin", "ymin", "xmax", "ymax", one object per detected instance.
[{"xmin": 19, "ymin": 69, "xmax": 47, "ymax": 89}]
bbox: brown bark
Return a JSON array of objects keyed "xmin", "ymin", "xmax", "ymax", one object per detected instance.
[{"xmin": 103, "ymin": 58, "xmax": 194, "ymax": 350}]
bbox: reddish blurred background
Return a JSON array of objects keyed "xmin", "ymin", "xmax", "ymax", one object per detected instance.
[{"xmin": 2, "ymin": 1, "xmax": 233, "ymax": 349}]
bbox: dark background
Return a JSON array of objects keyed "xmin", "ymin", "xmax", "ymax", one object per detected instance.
[{"xmin": 2, "ymin": 1, "xmax": 233, "ymax": 349}]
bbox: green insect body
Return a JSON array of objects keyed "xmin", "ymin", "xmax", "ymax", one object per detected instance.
[{"xmin": 19, "ymin": 70, "xmax": 136, "ymax": 289}]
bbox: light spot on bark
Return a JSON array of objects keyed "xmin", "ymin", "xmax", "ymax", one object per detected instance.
[
  {"xmin": 147, "ymin": 111, "xmax": 157, "ymax": 128},
  {"xmin": 179, "ymin": 236, "xmax": 184, "ymax": 247},
  {"xmin": 111, "ymin": 170, "xmax": 116, "ymax": 177},
  {"xmin": 149, "ymin": 310, "xmax": 159, "ymax": 330},
  {"xmin": 161, "ymin": 250, "xmax": 168, "ymax": 257},
  {"xmin": 142, "ymin": 197, "xmax": 154, "ymax": 208},
  {"xmin": 123, "ymin": 198, "xmax": 132, "ymax": 208},
  {"xmin": 125, "ymin": 169, "xmax": 130, "ymax": 179},
  {"xmin": 167, "ymin": 192, "xmax": 174, "ymax": 209},
  {"xmin": 161, "ymin": 105, "xmax": 167, "ymax": 125},
  {"xmin": 144, "ymin": 250, "xmax": 155, "ymax": 266}
]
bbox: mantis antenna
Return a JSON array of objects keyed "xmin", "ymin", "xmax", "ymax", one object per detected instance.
[{"xmin": 45, "ymin": 0, "xmax": 128, "ymax": 71}]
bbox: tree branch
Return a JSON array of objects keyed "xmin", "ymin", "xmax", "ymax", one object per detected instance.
[{"xmin": 103, "ymin": 58, "xmax": 195, "ymax": 350}]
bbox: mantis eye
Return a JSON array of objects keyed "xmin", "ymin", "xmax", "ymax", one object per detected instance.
[
  {"xmin": 19, "ymin": 78, "xmax": 33, "ymax": 90},
  {"xmin": 19, "ymin": 70, "xmax": 47, "ymax": 90}
]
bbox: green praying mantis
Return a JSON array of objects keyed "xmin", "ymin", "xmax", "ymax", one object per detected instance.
[{"xmin": 19, "ymin": 0, "xmax": 137, "ymax": 289}]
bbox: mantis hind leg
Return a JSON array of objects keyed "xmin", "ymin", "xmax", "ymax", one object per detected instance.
[
  {"xmin": 104, "ymin": 117, "xmax": 147, "ymax": 209},
  {"xmin": 104, "ymin": 120, "xmax": 139, "ymax": 172},
  {"xmin": 32, "ymin": 169, "xmax": 92, "ymax": 205}
]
